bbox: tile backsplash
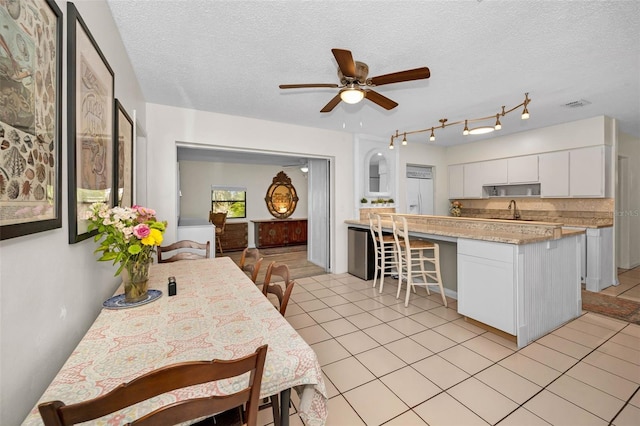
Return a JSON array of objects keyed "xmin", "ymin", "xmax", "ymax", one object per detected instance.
[{"xmin": 456, "ymin": 198, "xmax": 614, "ymax": 227}]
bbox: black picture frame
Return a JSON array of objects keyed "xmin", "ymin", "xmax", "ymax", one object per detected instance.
[
  {"xmin": 114, "ymin": 99, "xmax": 134, "ymax": 207},
  {"xmin": 0, "ymin": 0, "xmax": 63, "ymax": 240},
  {"xmin": 67, "ymin": 2, "xmax": 115, "ymax": 244}
]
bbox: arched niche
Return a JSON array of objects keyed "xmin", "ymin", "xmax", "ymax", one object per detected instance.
[
  {"xmin": 364, "ymin": 148, "xmax": 392, "ymax": 197},
  {"xmin": 265, "ymin": 171, "xmax": 299, "ymax": 219}
]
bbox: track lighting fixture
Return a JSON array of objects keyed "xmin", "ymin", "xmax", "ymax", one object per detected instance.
[
  {"xmin": 494, "ymin": 114, "xmax": 502, "ymax": 130},
  {"xmin": 389, "ymin": 93, "xmax": 531, "ymax": 146}
]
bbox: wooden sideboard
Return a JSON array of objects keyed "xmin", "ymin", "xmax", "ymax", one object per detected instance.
[
  {"xmin": 252, "ymin": 219, "xmax": 308, "ymax": 249},
  {"xmin": 220, "ymin": 221, "xmax": 248, "ymax": 252}
]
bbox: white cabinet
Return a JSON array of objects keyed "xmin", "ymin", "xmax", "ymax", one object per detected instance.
[
  {"xmin": 539, "ymin": 151, "xmax": 570, "ymax": 197},
  {"xmin": 570, "ymin": 146, "xmax": 605, "ymax": 197},
  {"xmin": 482, "ymin": 159, "xmax": 508, "ymax": 185},
  {"xmin": 508, "ymin": 155, "xmax": 538, "ymax": 183},
  {"xmin": 448, "ymin": 146, "xmax": 609, "ymax": 199},
  {"xmin": 448, "ymin": 164, "xmax": 464, "ymax": 199},
  {"xmin": 457, "ymin": 239, "xmax": 516, "ymax": 334},
  {"xmin": 462, "ymin": 162, "xmax": 484, "ymax": 198}
]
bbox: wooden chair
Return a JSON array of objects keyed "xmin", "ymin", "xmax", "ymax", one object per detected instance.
[
  {"xmin": 209, "ymin": 212, "xmax": 228, "ymax": 254},
  {"xmin": 38, "ymin": 344, "xmax": 268, "ymax": 426},
  {"xmin": 260, "ymin": 262, "xmax": 296, "ymax": 426},
  {"xmin": 239, "ymin": 248, "xmax": 263, "ymax": 284},
  {"xmin": 262, "ymin": 262, "xmax": 295, "ymax": 316},
  {"xmin": 157, "ymin": 240, "xmax": 210, "ymax": 263}
]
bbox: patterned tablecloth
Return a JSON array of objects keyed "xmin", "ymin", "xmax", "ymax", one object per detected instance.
[{"xmin": 23, "ymin": 257, "xmax": 327, "ymax": 425}]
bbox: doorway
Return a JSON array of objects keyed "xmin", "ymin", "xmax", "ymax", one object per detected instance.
[{"xmin": 175, "ymin": 145, "xmax": 332, "ymax": 271}]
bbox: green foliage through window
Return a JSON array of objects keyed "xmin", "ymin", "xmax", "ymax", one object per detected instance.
[{"xmin": 211, "ymin": 186, "xmax": 246, "ymax": 218}]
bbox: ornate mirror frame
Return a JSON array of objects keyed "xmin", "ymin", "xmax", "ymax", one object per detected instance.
[{"xmin": 265, "ymin": 171, "xmax": 299, "ymax": 219}]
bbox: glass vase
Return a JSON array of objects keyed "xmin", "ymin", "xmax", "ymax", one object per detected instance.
[{"xmin": 121, "ymin": 259, "xmax": 151, "ymax": 303}]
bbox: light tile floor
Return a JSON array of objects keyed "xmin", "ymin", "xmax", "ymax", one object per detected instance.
[
  {"xmin": 603, "ymin": 266, "xmax": 640, "ymax": 302},
  {"xmin": 258, "ymin": 272, "xmax": 640, "ymax": 426}
]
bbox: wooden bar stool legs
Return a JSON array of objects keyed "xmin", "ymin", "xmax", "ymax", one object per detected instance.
[
  {"xmin": 393, "ymin": 216, "xmax": 447, "ymax": 307},
  {"xmin": 369, "ymin": 214, "xmax": 400, "ymax": 293}
]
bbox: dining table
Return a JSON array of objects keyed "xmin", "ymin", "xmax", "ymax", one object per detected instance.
[{"xmin": 22, "ymin": 256, "xmax": 328, "ymax": 425}]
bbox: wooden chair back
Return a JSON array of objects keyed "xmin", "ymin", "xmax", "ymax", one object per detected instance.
[
  {"xmin": 209, "ymin": 212, "xmax": 228, "ymax": 254},
  {"xmin": 157, "ymin": 240, "xmax": 210, "ymax": 263},
  {"xmin": 38, "ymin": 344, "xmax": 268, "ymax": 426},
  {"xmin": 262, "ymin": 262, "xmax": 295, "ymax": 316},
  {"xmin": 239, "ymin": 248, "xmax": 263, "ymax": 283}
]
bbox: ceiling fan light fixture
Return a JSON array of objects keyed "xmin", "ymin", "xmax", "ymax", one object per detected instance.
[
  {"xmin": 340, "ymin": 86, "xmax": 365, "ymax": 104},
  {"xmin": 402, "ymin": 133, "xmax": 407, "ymax": 145},
  {"xmin": 521, "ymin": 106, "xmax": 530, "ymax": 120},
  {"xmin": 494, "ymin": 114, "xmax": 502, "ymax": 130},
  {"xmin": 463, "ymin": 120, "xmax": 469, "ymax": 136},
  {"xmin": 389, "ymin": 136, "xmax": 394, "ymax": 150},
  {"xmin": 429, "ymin": 128, "xmax": 435, "ymax": 142}
]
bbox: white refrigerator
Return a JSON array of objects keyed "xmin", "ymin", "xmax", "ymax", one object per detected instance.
[{"xmin": 406, "ymin": 167, "xmax": 434, "ymax": 215}]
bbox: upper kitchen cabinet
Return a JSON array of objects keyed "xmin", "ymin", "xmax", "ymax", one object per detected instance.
[
  {"xmin": 507, "ymin": 155, "xmax": 539, "ymax": 183},
  {"xmin": 539, "ymin": 151, "xmax": 570, "ymax": 197},
  {"xmin": 482, "ymin": 160, "xmax": 508, "ymax": 185},
  {"xmin": 569, "ymin": 146, "xmax": 610, "ymax": 197},
  {"xmin": 462, "ymin": 162, "xmax": 484, "ymax": 198},
  {"xmin": 540, "ymin": 146, "xmax": 611, "ymax": 197},
  {"xmin": 448, "ymin": 164, "xmax": 464, "ymax": 199}
]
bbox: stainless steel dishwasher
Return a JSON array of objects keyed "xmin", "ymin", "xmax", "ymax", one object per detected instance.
[{"xmin": 348, "ymin": 227, "xmax": 374, "ymax": 280}]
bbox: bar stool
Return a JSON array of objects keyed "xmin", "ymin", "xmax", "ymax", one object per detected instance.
[
  {"xmin": 392, "ymin": 215, "xmax": 447, "ymax": 307},
  {"xmin": 369, "ymin": 213, "xmax": 400, "ymax": 293}
]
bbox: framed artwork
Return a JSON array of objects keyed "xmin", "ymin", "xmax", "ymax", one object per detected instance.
[
  {"xmin": 0, "ymin": 0, "xmax": 63, "ymax": 240},
  {"xmin": 67, "ymin": 2, "xmax": 115, "ymax": 243},
  {"xmin": 114, "ymin": 99, "xmax": 133, "ymax": 207}
]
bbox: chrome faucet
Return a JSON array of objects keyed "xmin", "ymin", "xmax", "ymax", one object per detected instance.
[{"xmin": 508, "ymin": 200, "xmax": 521, "ymax": 220}]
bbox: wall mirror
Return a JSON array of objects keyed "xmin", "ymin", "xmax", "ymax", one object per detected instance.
[
  {"xmin": 364, "ymin": 149, "xmax": 391, "ymax": 197},
  {"xmin": 265, "ymin": 171, "xmax": 299, "ymax": 219}
]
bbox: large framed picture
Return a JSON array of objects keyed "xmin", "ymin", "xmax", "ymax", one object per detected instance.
[
  {"xmin": 114, "ymin": 99, "xmax": 133, "ymax": 207},
  {"xmin": 0, "ymin": 0, "xmax": 63, "ymax": 240},
  {"xmin": 67, "ymin": 2, "xmax": 115, "ymax": 244}
]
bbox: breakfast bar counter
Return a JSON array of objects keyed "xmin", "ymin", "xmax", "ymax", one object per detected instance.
[{"xmin": 346, "ymin": 214, "xmax": 583, "ymax": 348}]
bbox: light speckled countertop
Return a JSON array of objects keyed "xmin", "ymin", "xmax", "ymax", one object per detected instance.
[{"xmin": 346, "ymin": 215, "xmax": 586, "ymax": 245}]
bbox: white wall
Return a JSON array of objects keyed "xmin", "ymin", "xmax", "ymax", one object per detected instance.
[
  {"xmin": 144, "ymin": 103, "xmax": 354, "ymax": 275},
  {"xmin": 0, "ymin": 1, "xmax": 147, "ymax": 424},
  {"xmin": 179, "ymin": 160, "xmax": 309, "ymax": 246},
  {"xmin": 446, "ymin": 116, "xmax": 611, "ymax": 165},
  {"xmin": 617, "ymin": 132, "xmax": 640, "ymax": 268}
]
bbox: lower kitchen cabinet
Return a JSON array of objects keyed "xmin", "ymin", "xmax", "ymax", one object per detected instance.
[
  {"xmin": 457, "ymin": 239, "xmax": 516, "ymax": 334},
  {"xmin": 457, "ymin": 236, "xmax": 581, "ymax": 348}
]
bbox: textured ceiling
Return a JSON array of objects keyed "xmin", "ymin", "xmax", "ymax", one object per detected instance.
[{"xmin": 107, "ymin": 0, "xmax": 640, "ymax": 148}]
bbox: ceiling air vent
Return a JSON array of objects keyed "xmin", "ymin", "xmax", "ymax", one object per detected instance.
[{"xmin": 562, "ymin": 99, "xmax": 591, "ymax": 108}]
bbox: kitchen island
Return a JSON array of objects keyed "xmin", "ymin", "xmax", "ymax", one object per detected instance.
[{"xmin": 345, "ymin": 214, "xmax": 584, "ymax": 348}]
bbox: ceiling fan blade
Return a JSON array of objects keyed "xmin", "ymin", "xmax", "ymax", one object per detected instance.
[
  {"xmin": 320, "ymin": 94, "xmax": 342, "ymax": 113},
  {"xmin": 332, "ymin": 48, "xmax": 356, "ymax": 78},
  {"xmin": 364, "ymin": 90, "xmax": 398, "ymax": 110},
  {"xmin": 279, "ymin": 83, "xmax": 339, "ymax": 89},
  {"xmin": 368, "ymin": 67, "xmax": 431, "ymax": 86}
]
